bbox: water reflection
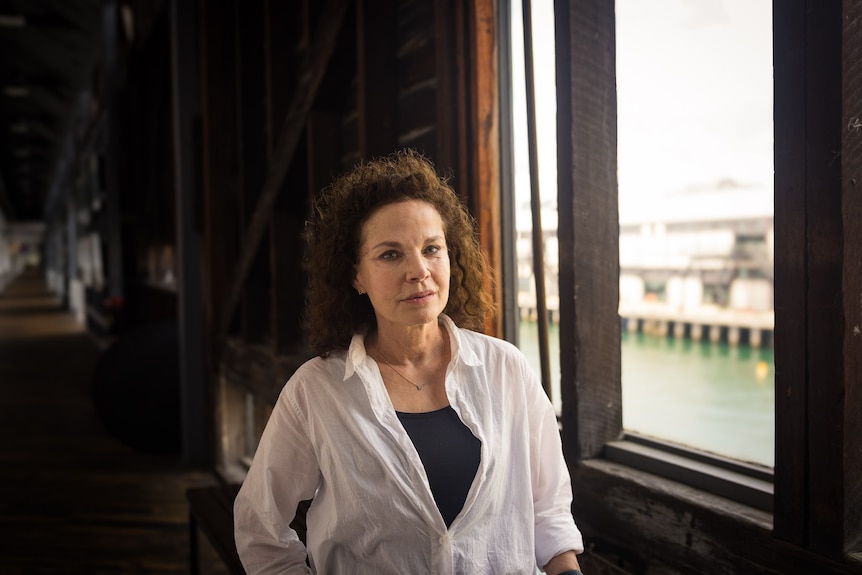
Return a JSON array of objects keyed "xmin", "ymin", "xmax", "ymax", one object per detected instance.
[
  {"xmin": 518, "ymin": 320, "xmax": 774, "ymax": 468},
  {"xmin": 622, "ymin": 331, "xmax": 774, "ymax": 467}
]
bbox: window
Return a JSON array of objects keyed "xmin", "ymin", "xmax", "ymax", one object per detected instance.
[
  {"xmin": 615, "ymin": 0, "xmax": 775, "ymax": 468},
  {"xmin": 505, "ymin": 0, "xmax": 777, "ymax": 513},
  {"xmin": 507, "ymin": 0, "xmax": 562, "ymax": 411},
  {"xmin": 508, "ymin": 0, "xmax": 775, "ymax": 470},
  {"xmin": 552, "ymin": 0, "xmax": 861, "ymax": 566}
]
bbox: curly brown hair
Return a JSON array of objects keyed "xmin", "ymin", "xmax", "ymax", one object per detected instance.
[{"xmin": 303, "ymin": 149, "xmax": 493, "ymax": 355}]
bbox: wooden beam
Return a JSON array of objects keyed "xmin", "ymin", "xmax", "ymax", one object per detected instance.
[
  {"xmin": 199, "ymin": 0, "xmax": 240, "ymax": 336},
  {"xmin": 555, "ymin": 0, "xmax": 621, "ymax": 461},
  {"xmin": 356, "ymin": 0, "xmax": 398, "ymax": 158},
  {"xmin": 170, "ymin": 0, "xmax": 208, "ymax": 466},
  {"xmin": 221, "ymin": 338, "xmax": 308, "ymax": 406},
  {"xmin": 770, "ymin": 0, "xmax": 853, "ymax": 557},
  {"xmin": 435, "ymin": 0, "xmax": 501, "ymax": 338},
  {"xmin": 841, "ymin": 0, "xmax": 862, "ymax": 557},
  {"xmin": 772, "ymin": 0, "xmax": 809, "ymax": 547},
  {"xmin": 468, "ymin": 0, "xmax": 502, "ymax": 339},
  {"xmin": 198, "ymin": 0, "xmax": 242, "ymax": 472},
  {"xmin": 102, "ymin": 2, "xmax": 123, "ymax": 300},
  {"xmin": 571, "ymin": 459, "xmax": 862, "ymax": 575},
  {"xmin": 218, "ymin": 0, "xmax": 350, "ymax": 339},
  {"xmin": 236, "ymin": 0, "xmax": 271, "ymax": 342},
  {"xmin": 434, "ymin": 0, "xmax": 461, "ymax": 180},
  {"xmin": 804, "ymin": 0, "xmax": 844, "ymax": 557}
]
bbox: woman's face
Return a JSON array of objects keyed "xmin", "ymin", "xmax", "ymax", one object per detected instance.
[{"xmin": 353, "ymin": 200, "xmax": 451, "ymax": 333}]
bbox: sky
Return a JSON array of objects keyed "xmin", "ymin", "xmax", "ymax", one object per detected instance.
[{"xmin": 510, "ymin": 0, "xmax": 774, "ymax": 227}]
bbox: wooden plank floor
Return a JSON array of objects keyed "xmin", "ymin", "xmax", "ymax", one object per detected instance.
[{"xmin": 0, "ymin": 268, "xmax": 230, "ymax": 574}]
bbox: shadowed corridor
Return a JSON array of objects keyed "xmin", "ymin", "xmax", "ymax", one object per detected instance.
[{"xmin": 0, "ymin": 268, "xmax": 229, "ymax": 574}]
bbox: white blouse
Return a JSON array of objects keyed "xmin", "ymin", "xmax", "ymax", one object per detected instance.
[{"xmin": 234, "ymin": 315, "xmax": 583, "ymax": 574}]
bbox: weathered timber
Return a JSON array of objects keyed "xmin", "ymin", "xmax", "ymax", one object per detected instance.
[
  {"xmin": 357, "ymin": 0, "xmax": 398, "ymax": 158},
  {"xmin": 264, "ymin": 0, "xmax": 303, "ymax": 155},
  {"xmin": 555, "ymin": 0, "xmax": 622, "ymax": 461},
  {"xmin": 772, "ymin": 0, "xmax": 808, "ymax": 547},
  {"xmin": 434, "ymin": 0, "xmax": 462, "ymax": 182},
  {"xmin": 236, "ymin": 0, "xmax": 272, "ymax": 343},
  {"xmin": 188, "ymin": 484, "xmax": 246, "ymax": 575},
  {"xmin": 468, "ymin": 0, "xmax": 502, "ymax": 338},
  {"xmin": 803, "ymin": 0, "xmax": 846, "ymax": 558},
  {"xmin": 432, "ymin": 0, "xmax": 501, "ymax": 337},
  {"xmin": 218, "ymin": 0, "xmax": 350, "ymax": 339},
  {"xmin": 398, "ymin": 87, "xmax": 437, "ymax": 145},
  {"xmin": 842, "ymin": 0, "xmax": 862, "ymax": 557},
  {"xmin": 199, "ymin": 0, "xmax": 242, "ymax": 344},
  {"xmin": 220, "ymin": 337, "xmax": 310, "ymax": 406},
  {"xmin": 571, "ymin": 459, "xmax": 862, "ymax": 575},
  {"xmin": 397, "ymin": 23, "xmax": 435, "ymax": 89},
  {"xmin": 397, "ymin": 0, "xmax": 436, "ymax": 150},
  {"xmin": 170, "ymin": 0, "xmax": 209, "ymax": 466}
]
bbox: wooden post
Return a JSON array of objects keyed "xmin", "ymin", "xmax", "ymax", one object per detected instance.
[
  {"xmin": 841, "ymin": 0, "xmax": 862, "ymax": 556},
  {"xmin": 199, "ymin": 0, "xmax": 242, "ymax": 471},
  {"xmin": 467, "ymin": 0, "xmax": 501, "ymax": 338},
  {"xmin": 555, "ymin": 0, "xmax": 621, "ymax": 461},
  {"xmin": 102, "ymin": 2, "xmax": 123, "ymax": 301},
  {"xmin": 170, "ymin": 0, "xmax": 208, "ymax": 466},
  {"xmin": 236, "ymin": 0, "xmax": 271, "ymax": 342}
]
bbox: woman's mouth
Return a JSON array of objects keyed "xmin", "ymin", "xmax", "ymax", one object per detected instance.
[{"xmin": 403, "ymin": 291, "xmax": 435, "ymax": 304}]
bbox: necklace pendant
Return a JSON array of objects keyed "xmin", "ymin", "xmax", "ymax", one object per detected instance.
[{"xmin": 415, "ymin": 384, "xmax": 424, "ymax": 391}]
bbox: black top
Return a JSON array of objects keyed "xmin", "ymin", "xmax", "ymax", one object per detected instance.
[{"xmin": 396, "ymin": 406, "xmax": 482, "ymax": 527}]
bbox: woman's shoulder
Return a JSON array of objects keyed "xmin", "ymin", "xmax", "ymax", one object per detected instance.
[
  {"xmin": 453, "ymin": 324, "xmax": 529, "ymax": 365},
  {"xmin": 280, "ymin": 351, "xmax": 348, "ymax": 397},
  {"xmin": 460, "ymin": 327, "xmax": 518, "ymax": 350},
  {"xmin": 453, "ymin": 326, "xmax": 541, "ymax": 401}
]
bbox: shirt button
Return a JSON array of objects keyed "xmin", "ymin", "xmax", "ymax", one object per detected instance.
[{"xmin": 439, "ymin": 534, "xmax": 450, "ymax": 544}]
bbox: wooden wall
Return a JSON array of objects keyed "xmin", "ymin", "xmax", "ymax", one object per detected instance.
[{"xmin": 194, "ymin": 0, "xmax": 499, "ymax": 478}]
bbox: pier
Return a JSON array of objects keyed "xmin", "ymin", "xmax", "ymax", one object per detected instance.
[{"xmin": 618, "ymin": 302, "xmax": 774, "ymax": 348}]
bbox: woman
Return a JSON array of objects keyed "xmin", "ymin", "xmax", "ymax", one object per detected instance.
[{"xmin": 234, "ymin": 150, "xmax": 585, "ymax": 574}]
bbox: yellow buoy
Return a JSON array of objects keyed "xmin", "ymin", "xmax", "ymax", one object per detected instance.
[{"xmin": 755, "ymin": 360, "xmax": 769, "ymax": 381}]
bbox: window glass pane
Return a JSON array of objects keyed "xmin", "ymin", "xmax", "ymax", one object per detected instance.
[
  {"xmin": 509, "ymin": 0, "xmax": 561, "ymax": 413},
  {"xmin": 616, "ymin": 1, "xmax": 774, "ymax": 466}
]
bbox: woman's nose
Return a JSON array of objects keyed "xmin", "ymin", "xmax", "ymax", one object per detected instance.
[{"xmin": 406, "ymin": 253, "xmax": 430, "ymax": 282}]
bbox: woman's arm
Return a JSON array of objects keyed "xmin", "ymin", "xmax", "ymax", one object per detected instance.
[
  {"xmin": 234, "ymin": 385, "xmax": 321, "ymax": 574},
  {"xmin": 520, "ymin": 354, "xmax": 585, "ymax": 570},
  {"xmin": 543, "ymin": 550, "xmax": 582, "ymax": 574}
]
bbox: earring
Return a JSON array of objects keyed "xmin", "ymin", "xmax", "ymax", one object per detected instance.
[{"xmin": 357, "ymin": 287, "xmax": 365, "ymax": 295}]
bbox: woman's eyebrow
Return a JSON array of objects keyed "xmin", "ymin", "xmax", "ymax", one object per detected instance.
[
  {"xmin": 369, "ymin": 240, "xmax": 402, "ymax": 251},
  {"xmin": 370, "ymin": 236, "xmax": 444, "ymax": 251}
]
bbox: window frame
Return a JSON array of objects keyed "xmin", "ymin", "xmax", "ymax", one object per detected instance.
[{"xmin": 553, "ymin": 0, "xmax": 861, "ymax": 567}]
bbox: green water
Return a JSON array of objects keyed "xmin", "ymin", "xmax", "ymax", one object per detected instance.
[{"xmin": 518, "ymin": 321, "xmax": 775, "ymax": 467}]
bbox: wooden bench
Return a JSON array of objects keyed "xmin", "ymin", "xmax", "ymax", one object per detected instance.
[
  {"xmin": 187, "ymin": 483, "xmax": 310, "ymax": 575},
  {"xmin": 188, "ymin": 483, "xmax": 246, "ymax": 575}
]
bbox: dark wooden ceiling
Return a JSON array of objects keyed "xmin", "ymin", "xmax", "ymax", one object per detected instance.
[{"xmin": 0, "ymin": 0, "xmax": 102, "ymax": 222}]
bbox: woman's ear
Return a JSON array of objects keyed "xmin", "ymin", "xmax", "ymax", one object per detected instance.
[{"xmin": 352, "ymin": 271, "xmax": 365, "ymax": 295}]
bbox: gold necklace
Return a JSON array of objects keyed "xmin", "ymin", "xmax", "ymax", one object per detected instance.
[{"xmin": 378, "ymin": 353, "xmax": 425, "ymax": 391}]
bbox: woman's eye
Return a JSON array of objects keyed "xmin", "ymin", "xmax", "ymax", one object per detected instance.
[
  {"xmin": 380, "ymin": 251, "xmax": 400, "ymax": 260},
  {"xmin": 425, "ymin": 245, "xmax": 442, "ymax": 255}
]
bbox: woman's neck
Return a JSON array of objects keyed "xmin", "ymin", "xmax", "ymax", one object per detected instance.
[{"xmin": 371, "ymin": 321, "xmax": 448, "ymax": 366}]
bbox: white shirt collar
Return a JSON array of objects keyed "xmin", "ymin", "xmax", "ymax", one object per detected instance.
[{"xmin": 343, "ymin": 314, "xmax": 483, "ymax": 382}]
